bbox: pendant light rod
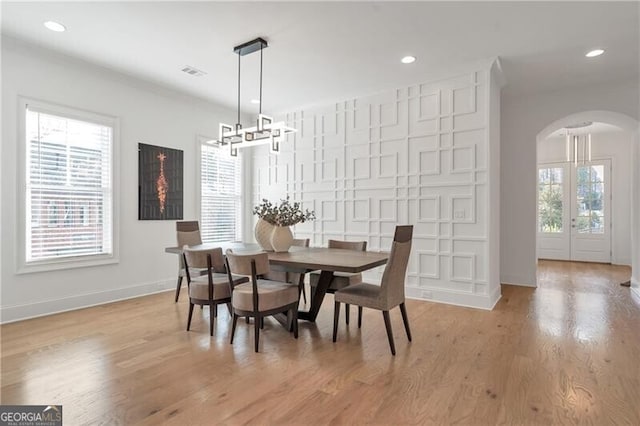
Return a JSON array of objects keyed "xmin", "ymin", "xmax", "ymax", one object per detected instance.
[
  {"xmin": 231, "ymin": 37, "xmax": 268, "ymax": 124},
  {"xmin": 237, "ymin": 51, "xmax": 241, "ymax": 127},
  {"xmin": 259, "ymin": 43, "xmax": 263, "ymax": 115}
]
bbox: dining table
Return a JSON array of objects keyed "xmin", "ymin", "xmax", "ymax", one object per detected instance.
[{"xmin": 165, "ymin": 242, "xmax": 389, "ymax": 322}]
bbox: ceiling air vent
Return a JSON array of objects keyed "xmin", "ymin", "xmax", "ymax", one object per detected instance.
[{"xmin": 181, "ymin": 66, "xmax": 207, "ymax": 77}]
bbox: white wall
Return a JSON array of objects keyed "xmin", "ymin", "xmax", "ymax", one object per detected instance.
[
  {"xmin": 1, "ymin": 38, "xmax": 237, "ymax": 322},
  {"xmin": 488, "ymin": 62, "xmax": 502, "ymax": 301},
  {"xmin": 501, "ymin": 79, "xmax": 639, "ymax": 286},
  {"xmin": 251, "ymin": 65, "xmax": 502, "ymax": 310},
  {"xmin": 538, "ymin": 130, "xmax": 633, "ymax": 265},
  {"xmin": 633, "ymin": 134, "xmax": 640, "ymax": 299}
]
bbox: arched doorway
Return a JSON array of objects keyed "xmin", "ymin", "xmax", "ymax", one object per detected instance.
[{"xmin": 536, "ymin": 111, "xmax": 639, "ymax": 296}]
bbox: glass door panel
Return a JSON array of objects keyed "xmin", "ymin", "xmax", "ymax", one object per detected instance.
[
  {"xmin": 570, "ymin": 160, "xmax": 611, "ymax": 262},
  {"xmin": 538, "ymin": 166, "xmax": 564, "ymax": 233},
  {"xmin": 537, "ymin": 163, "xmax": 571, "ymax": 260}
]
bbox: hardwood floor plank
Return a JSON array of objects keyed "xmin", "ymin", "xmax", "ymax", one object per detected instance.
[{"xmin": 1, "ymin": 261, "xmax": 637, "ymax": 424}]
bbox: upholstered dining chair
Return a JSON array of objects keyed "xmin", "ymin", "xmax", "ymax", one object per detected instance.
[
  {"xmin": 183, "ymin": 247, "xmax": 249, "ymax": 336},
  {"xmin": 263, "ymin": 238, "xmax": 310, "ymax": 303},
  {"xmin": 309, "ymin": 240, "xmax": 367, "ymax": 324},
  {"xmin": 332, "ymin": 226, "xmax": 413, "ymax": 355},
  {"xmin": 225, "ymin": 250, "xmax": 299, "ymax": 352},
  {"xmin": 175, "ymin": 221, "xmax": 204, "ymax": 302}
]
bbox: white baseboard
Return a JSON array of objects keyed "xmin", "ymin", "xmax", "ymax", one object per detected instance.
[
  {"xmin": 0, "ymin": 278, "xmax": 176, "ymax": 324},
  {"xmin": 500, "ymin": 273, "xmax": 537, "ymax": 287},
  {"xmin": 405, "ymin": 284, "xmax": 502, "ymax": 311}
]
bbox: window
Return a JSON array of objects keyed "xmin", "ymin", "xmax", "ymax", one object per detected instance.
[
  {"xmin": 575, "ymin": 165, "xmax": 605, "ymax": 234},
  {"xmin": 20, "ymin": 100, "xmax": 116, "ymax": 271},
  {"xmin": 538, "ymin": 167, "xmax": 563, "ymax": 233},
  {"xmin": 200, "ymin": 141, "xmax": 242, "ymax": 242}
]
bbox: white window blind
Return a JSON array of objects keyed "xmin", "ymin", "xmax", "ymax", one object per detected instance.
[
  {"xmin": 25, "ymin": 106, "xmax": 113, "ymax": 263},
  {"xmin": 200, "ymin": 143, "xmax": 242, "ymax": 242}
]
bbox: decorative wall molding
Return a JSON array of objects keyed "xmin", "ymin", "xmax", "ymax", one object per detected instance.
[{"xmin": 252, "ymin": 69, "xmax": 500, "ymax": 309}]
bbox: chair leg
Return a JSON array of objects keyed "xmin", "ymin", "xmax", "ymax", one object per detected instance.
[
  {"xmin": 230, "ymin": 313, "xmax": 238, "ymax": 344},
  {"xmin": 292, "ymin": 307, "xmax": 299, "ymax": 339},
  {"xmin": 382, "ymin": 310, "xmax": 396, "ymax": 355},
  {"xmin": 254, "ymin": 315, "xmax": 261, "ymax": 353},
  {"xmin": 287, "ymin": 309, "xmax": 293, "ymax": 332},
  {"xmin": 399, "ymin": 302, "xmax": 412, "ymax": 342},
  {"xmin": 358, "ymin": 306, "xmax": 363, "ymax": 329},
  {"xmin": 246, "ymin": 316, "xmax": 250, "ymax": 324},
  {"xmin": 226, "ymin": 302, "xmax": 233, "ymax": 316},
  {"xmin": 333, "ymin": 302, "xmax": 340, "ymax": 342},
  {"xmin": 175, "ymin": 276, "xmax": 183, "ymax": 303},
  {"xmin": 209, "ymin": 304, "xmax": 215, "ymax": 336},
  {"xmin": 213, "ymin": 304, "xmax": 218, "ymax": 318},
  {"xmin": 187, "ymin": 302, "xmax": 194, "ymax": 331},
  {"xmin": 260, "ymin": 317, "xmax": 265, "ymax": 329},
  {"xmin": 301, "ymin": 285, "xmax": 307, "ymax": 304}
]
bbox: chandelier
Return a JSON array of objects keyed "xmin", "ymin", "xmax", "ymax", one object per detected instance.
[
  {"xmin": 564, "ymin": 122, "xmax": 592, "ymax": 165},
  {"xmin": 216, "ymin": 37, "xmax": 296, "ymax": 157}
]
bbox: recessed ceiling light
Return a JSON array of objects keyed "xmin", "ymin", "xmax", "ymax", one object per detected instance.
[
  {"xmin": 401, "ymin": 56, "xmax": 416, "ymax": 64},
  {"xmin": 43, "ymin": 21, "xmax": 66, "ymax": 32},
  {"xmin": 250, "ymin": 99, "xmax": 261, "ymax": 104},
  {"xmin": 585, "ymin": 49, "xmax": 604, "ymax": 58}
]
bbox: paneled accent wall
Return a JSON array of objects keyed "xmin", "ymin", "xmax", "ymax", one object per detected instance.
[{"xmin": 252, "ymin": 68, "xmax": 501, "ymax": 309}]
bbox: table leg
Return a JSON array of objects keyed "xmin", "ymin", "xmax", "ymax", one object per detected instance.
[
  {"xmin": 298, "ymin": 270, "xmax": 334, "ymax": 322},
  {"xmin": 272, "ymin": 312, "xmax": 289, "ymax": 329}
]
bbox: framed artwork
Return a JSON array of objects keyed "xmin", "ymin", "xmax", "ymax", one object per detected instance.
[{"xmin": 138, "ymin": 143, "xmax": 183, "ymax": 220}]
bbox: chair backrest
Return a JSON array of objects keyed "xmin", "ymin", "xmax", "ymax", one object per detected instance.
[
  {"xmin": 183, "ymin": 246, "xmax": 225, "ymax": 273},
  {"xmin": 379, "ymin": 226, "xmax": 413, "ymax": 308},
  {"xmin": 328, "ymin": 239, "xmax": 367, "ymax": 251},
  {"xmin": 225, "ymin": 250, "xmax": 270, "ymax": 277},
  {"xmin": 177, "ymin": 221, "xmax": 202, "ymax": 247},
  {"xmin": 292, "ymin": 238, "xmax": 310, "ymax": 248}
]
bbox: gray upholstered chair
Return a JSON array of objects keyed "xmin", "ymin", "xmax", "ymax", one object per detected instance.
[
  {"xmin": 333, "ymin": 226, "xmax": 413, "ymax": 355},
  {"xmin": 225, "ymin": 250, "xmax": 299, "ymax": 352},
  {"xmin": 310, "ymin": 240, "xmax": 367, "ymax": 324},
  {"xmin": 263, "ymin": 238, "xmax": 310, "ymax": 303},
  {"xmin": 183, "ymin": 247, "xmax": 249, "ymax": 336},
  {"xmin": 175, "ymin": 221, "xmax": 204, "ymax": 302}
]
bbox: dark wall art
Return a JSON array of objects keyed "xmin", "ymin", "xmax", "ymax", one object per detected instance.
[{"xmin": 138, "ymin": 143, "xmax": 183, "ymax": 220}]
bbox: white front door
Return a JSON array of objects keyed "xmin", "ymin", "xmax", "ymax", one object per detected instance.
[{"xmin": 537, "ymin": 160, "xmax": 611, "ymax": 263}]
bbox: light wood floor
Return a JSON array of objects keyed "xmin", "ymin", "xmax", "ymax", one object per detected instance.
[{"xmin": 1, "ymin": 261, "xmax": 637, "ymax": 425}]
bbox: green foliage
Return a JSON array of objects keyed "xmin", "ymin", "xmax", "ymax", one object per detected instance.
[
  {"xmin": 253, "ymin": 196, "xmax": 316, "ymax": 227},
  {"xmin": 539, "ymin": 186, "xmax": 563, "ymax": 232}
]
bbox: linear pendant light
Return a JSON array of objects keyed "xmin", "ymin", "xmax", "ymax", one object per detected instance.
[
  {"xmin": 215, "ymin": 37, "xmax": 296, "ymax": 157},
  {"xmin": 564, "ymin": 122, "xmax": 593, "ymax": 166}
]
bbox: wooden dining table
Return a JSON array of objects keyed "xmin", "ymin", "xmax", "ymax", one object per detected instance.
[{"xmin": 165, "ymin": 242, "xmax": 389, "ymax": 322}]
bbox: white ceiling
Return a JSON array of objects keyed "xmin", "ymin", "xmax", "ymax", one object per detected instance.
[{"xmin": 2, "ymin": 2, "xmax": 638, "ymax": 114}]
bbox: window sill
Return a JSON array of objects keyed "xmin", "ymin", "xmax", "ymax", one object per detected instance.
[{"xmin": 16, "ymin": 255, "xmax": 119, "ymax": 275}]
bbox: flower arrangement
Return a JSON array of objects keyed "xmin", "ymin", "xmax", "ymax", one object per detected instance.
[{"xmin": 253, "ymin": 197, "xmax": 316, "ymax": 227}]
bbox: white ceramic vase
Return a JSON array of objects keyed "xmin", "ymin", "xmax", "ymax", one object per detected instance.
[
  {"xmin": 270, "ymin": 226, "xmax": 293, "ymax": 252},
  {"xmin": 255, "ymin": 218, "xmax": 275, "ymax": 251}
]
